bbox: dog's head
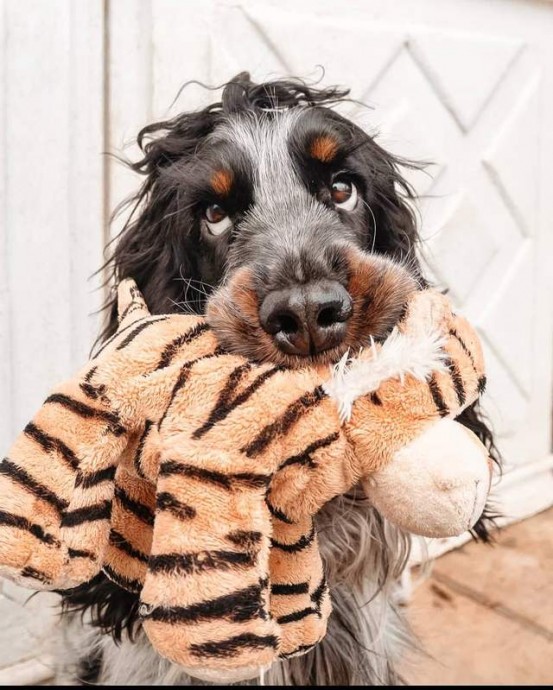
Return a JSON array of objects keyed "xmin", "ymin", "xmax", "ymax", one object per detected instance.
[{"xmin": 111, "ymin": 72, "xmax": 423, "ymax": 366}]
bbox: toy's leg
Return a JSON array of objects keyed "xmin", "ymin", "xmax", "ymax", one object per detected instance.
[
  {"xmin": 0, "ymin": 417, "xmax": 72, "ymax": 589},
  {"xmin": 101, "ymin": 423, "xmax": 161, "ymax": 592},
  {"xmin": 102, "ymin": 465, "xmax": 156, "ymax": 593},
  {"xmin": 140, "ymin": 442, "xmax": 280, "ymax": 679},
  {"xmin": 269, "ymin": 514, "xmax": 331, "ymax": 659}
]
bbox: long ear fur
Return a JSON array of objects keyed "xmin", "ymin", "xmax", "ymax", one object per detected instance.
[{"xmin": 97, "ymin": 112, "xmax": 218, "ymax": 348}]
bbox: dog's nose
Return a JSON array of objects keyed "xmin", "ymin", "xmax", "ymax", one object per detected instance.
[{"xmin": 259, "ymin": 281, "xmax": 353, "ymax": 356}]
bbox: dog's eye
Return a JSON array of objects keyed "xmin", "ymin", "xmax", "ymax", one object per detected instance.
[
  {"xmin": 331, "ymin": 177, "xmax": 358, "ymax": 211},
  {"xmin": 204, "ymin": 203, "xmax": 232, "ymax": 235}
]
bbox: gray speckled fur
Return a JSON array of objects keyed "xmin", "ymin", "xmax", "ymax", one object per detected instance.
[{"xmin": 211, "ymin": 110, "xmax": 353, "ymax": 290}]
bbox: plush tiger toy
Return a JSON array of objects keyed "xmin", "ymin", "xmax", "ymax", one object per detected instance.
[{"xmin": 0, "ymin": 279, "xmax": 491, "ymax": 683}]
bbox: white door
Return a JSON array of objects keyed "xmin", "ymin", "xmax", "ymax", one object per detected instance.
[{"xmin": 108, "ymin": 0, "xmax": 553, "ymax": 537}]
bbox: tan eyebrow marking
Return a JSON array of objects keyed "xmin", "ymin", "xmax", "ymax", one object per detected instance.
[
  {"xmin": 310, "ymin": 135, "xmax": 339, "ymax": 163},
  {"xmin": 211, "ymin": 169, "xmax": 234, "ymax": 196}
]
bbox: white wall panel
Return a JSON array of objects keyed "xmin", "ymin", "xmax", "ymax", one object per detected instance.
[
  {"xmin": 107, "ymin": 0, "xmax": 553, "ymax": 525},
  {"xmin": 0, "ymin": 0, "xmax": 11, "ymax": 447},
  {"xmin": 107, "ymin": 0, "xmax": 152, "ymax": 239},
  {"xmin": 0, "ymin": 0, "xmax": 104, "ymax": 449},
  {"xmin": 1, "ymin": 0, "xmax": 552, "ymax": 531}
]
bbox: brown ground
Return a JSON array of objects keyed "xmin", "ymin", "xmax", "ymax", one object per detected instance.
[{"xmin": 403, "ymin": 507, "xmax": 553, "ymax": 685}]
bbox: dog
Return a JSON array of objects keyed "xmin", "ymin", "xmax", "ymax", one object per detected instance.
[{"xmin": 58, "ymin": 73, "xmax": 498, "ymax": 685}]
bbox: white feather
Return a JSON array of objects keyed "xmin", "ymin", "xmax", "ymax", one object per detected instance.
[{"xmin": 323, "ymin": 326, "xmax": 449, "ymax": 423}]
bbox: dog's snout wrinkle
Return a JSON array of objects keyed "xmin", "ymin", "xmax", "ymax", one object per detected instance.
[{"xmin": 259, "ymin": 281, "xmax": 352, "ymax": 357}]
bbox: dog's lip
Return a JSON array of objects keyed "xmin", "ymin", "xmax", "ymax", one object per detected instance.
[
  {"xmin": 274, "ymin": 342, "xmax": 351, "ymax": 368},
  {"xmin": 273, "ymin": 329, "xmax": 345, "ymax": 358},
  {"xmin": 270, "ymin": 324, "xmax": 397, "ymax": 367}
]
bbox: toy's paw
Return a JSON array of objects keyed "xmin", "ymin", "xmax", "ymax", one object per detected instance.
[{"xmin": 362, "ymin": 419, "xmax": 492, "ymax": 538}]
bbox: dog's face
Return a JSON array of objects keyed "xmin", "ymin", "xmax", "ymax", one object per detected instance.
[{"xmin": 113, "ymin": 76, "xmax": 422, "ymax": 367}]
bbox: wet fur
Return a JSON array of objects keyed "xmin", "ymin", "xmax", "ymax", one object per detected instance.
[{"xmin": 60, "ymin": 74, "xmax": 499, "ymax": 685}]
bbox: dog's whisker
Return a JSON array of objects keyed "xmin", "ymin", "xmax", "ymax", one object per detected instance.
[
  {"xmin": 183, "ymin": 280, "xmax": 211, "ymax": 299},
  {"xmin": 362, "ymin": 199, "xmax": 378, "ymax": 253},
  {"xmin": 177, "ymin": 266, "xmax": 204, "ymax": 286},
  {"xmin": 168, "ymin": 297, "xmax": 201, "ymax": 315},
  {"xmin": 180, "ymin": 277, "xmax": 215, "ymax": 290},
  {"xmin": 174, "ymin": 267, "xmax": 215, "ymax": 305}
]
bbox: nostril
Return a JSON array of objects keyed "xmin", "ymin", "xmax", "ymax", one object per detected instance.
[
  {"xmin": 260, "ymin": 290, "xmax": 306, "ymax": 338},
  {"xmin": 317, "ymin": 306, "xmax": 339, "ymax": 328},
  {"xmin": 273, "ymin": 312, "xmax": 300, "ymax": 335},
  {"xmin": 316, "ymin": 293, "xmax": 353, "ymax": 328}
]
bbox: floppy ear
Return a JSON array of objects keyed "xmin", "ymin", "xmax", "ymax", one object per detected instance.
[
  {"xmin": 353, "ymin": 135, "xmax": 501, "ymax": 537},
  {"xmin": 358, "ymin": 136, "xmax": 422, "ymax": 266},
  {"xmin": 357, "ymin": 139, "xmax": 501, "ymax": 539},
  {"xmin": 111, "ymin": 106, "xmax": 219, "ymax": 311},
  {"xmin": 98, "ymin": 102, "xmax": 226, "ymax": 349}
]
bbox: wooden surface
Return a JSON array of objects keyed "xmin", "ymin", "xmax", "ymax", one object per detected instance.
[{"xmin": 404, "ymin": 507, "xmax": 553, "ymax": 685}]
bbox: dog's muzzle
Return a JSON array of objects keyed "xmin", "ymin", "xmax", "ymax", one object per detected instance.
[{"xmin": 259, "ymin": 280, "xmax": 353, "ymax": 356}]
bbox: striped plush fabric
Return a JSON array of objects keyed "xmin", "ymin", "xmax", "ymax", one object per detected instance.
[{"xmin": 0, "ymin": 279, "xmax": 488, "ymax": 681}]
